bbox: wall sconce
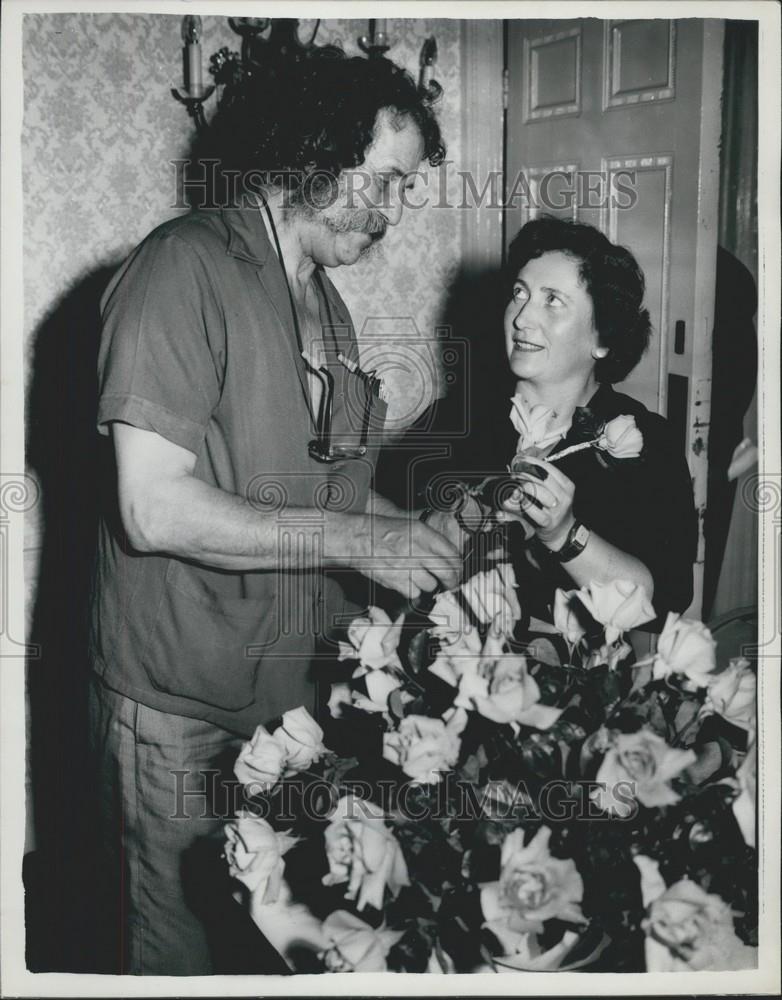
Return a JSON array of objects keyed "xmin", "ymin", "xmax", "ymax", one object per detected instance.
[
  {"xmin": 171, "ymin": 15, "xmax": 215, "ymax": 131},
  {"xmin": 173, "ymin": 17, "xmax": 322, "ymax": 133},
  {"xmin": 358, "ymin": 18, "xmax": 391, "ymax": 58},
  {"xmin": 419, "ymin": 36, "xmax": 442, "ymax": 100},
  {"xmin": 172, "ymin": 16, "xmax": 441, "ymax": 135},
  {"xmin": 226, "ymin": 16, "xmax": 272, "ymax": 65}
]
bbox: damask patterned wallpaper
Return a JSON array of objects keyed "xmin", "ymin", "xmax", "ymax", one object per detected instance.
[{"xmin": 22, "ymin": 13, "xmax": 465, "ymax": 601}]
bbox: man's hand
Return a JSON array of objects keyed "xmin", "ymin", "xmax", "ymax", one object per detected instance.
[
  {"xmin": 423, "ymin": 492, "xmax": 489, "ymax": 553},
  {"xmin": 112, "ymin": 423, "xmax": 461, "ymax": 593},
  {"xmin": 329, "ymin": 513, "xmax": 462, "ymax": 599},
  {"xmin": 423, "ymin": 509, "xmax": 464, "ymax": 552}
]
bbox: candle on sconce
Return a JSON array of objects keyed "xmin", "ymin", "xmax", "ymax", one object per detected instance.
[
  {"xmin": 369, "ymin": 17, "xmax": 388, "ymax": 45},
  {"xmin": 419, "ymin": 36, "xmax": 439, "ymax": 94},
  {"xmin": 182, "ymin": 15, "xmax": 203, "ymax": 95}
]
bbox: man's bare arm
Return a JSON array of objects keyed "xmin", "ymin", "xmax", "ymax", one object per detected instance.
[{"xmin": 113, "ymin": 423, "xmax": 461, "ymax": 598}]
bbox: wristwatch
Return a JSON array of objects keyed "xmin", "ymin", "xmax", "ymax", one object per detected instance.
[{"xmin": 547, "ymin": 520, "xmax": 591, "ymax": 562}]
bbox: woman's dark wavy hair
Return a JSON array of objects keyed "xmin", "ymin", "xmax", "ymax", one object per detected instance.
[
  {"xmin": 206, "ymin": 45, "xmax": 445, "ymax": 200},
  {"xmin": 507, "ymin": 216, "xmax": 652, "ymax": 383}
]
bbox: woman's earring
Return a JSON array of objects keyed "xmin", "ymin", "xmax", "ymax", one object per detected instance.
[{"xmin": 591, "ymin": 346, "xmax": 609, "ymax": 359}]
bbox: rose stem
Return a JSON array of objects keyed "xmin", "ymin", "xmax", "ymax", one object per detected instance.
[{"xmin": 546, "ymin": 439, "xmax": 598, "ymax": 463}]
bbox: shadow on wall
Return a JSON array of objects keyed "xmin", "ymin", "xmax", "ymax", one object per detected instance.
[
  {"xmin": 25, "ymin": 263, "xmax": 120, "ymax": 972},
  {"xmin": 374, "ymin": 264, "xmax": 516, "ymax": 511}
]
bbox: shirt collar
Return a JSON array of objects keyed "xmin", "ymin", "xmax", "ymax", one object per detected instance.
[
  {"xmin": 218, "ymin": 201, "xmax": 351, "ymax": 327},
  {"xmin": 220, "ymin": 203, "xmax": 273, "ymax": 265}
]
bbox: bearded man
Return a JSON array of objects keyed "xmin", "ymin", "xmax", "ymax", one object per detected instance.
[{"xmin": 89, "ymin": 48, "xmax": 460, "ymax": 975}]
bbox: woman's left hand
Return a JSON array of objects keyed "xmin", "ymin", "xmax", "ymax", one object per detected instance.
[{"xmin": 497, "ymin": 457, "xmax": 576, "ymax": 552}]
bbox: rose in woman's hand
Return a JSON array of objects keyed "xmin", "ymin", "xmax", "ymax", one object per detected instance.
[
  {"xmin": 498, "ymin": 458, "xmax": 576, "ymax": 551},
  {"xmin": 597, "ymin": 414, "xmax": 644, "ymax": 459}
]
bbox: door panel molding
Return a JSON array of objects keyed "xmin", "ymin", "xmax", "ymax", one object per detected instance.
[
  {"xmin": 523, "ymin": 26, "xmax": 582, "ymax": 122},
  {"xmin": 601, "ymin": 153, "xmax": 673, "ymax": 410},
  {"xmin": 517, "ymin": 161, "xmax": 580, "ymax": 228},
  {"xmin": 603, "ymin": 19, "xmax": 676, "ymax": 110}
]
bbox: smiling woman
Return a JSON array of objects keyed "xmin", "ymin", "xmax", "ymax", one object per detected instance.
[
  {"xmin": 498, "ymin": 217, "xmax": 697, "ymax": 628},
  {"xmin": 505, "ymin": 251, "xmax": 602, "ymax": 390}
]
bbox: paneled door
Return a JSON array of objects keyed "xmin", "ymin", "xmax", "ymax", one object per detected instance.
[{"xmin": 506, "ymin": 18, "xmax": 724, "ymax": 617}]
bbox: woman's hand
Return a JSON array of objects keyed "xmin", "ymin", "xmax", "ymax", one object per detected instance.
[{"xmin": 498, "ymin": 457, "xmax": 576, "ymax": 552}]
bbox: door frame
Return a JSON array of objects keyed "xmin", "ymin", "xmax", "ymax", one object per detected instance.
[
  {"xmin": 686, "ymin": 20, "xmax": 724, "ymax": 618},
  {"xmin": 460, "ymin": 20, "xmax": 504, "ymax": 274}
]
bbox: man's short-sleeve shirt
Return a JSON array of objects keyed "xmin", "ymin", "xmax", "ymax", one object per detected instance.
[{"xmin": 91, "ymin": 207, "xmax": 379, "ymax": 735}]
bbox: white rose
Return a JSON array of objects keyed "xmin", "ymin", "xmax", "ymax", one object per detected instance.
[
  {"xmin": 597, "ymin": 414, "xmax": 644, "ymax": 458},
  {"xmin": 594, "ymin": 728, "xmax": 696, "ymax": 816},
  {"xmin": 731, "ymin": 737, "xmax": 756, "ymax": 847},
  {"xmin": 481, "ymin": 827, "xmax": 585, "ymax": 953},
  {"xmin": 320, "ymin": 910, "xmax": 404, "ymax": 972},
  {"xmin": 234, "ymin": 724, "xmax": 287, "ymax": 792},
  {"xmin": 428, "ymin": 629, "xmax": 483, "ymax": 687},
  {"xmin": 509, "ymin": 395, "xmax": 571, "ymax": 455},
  {"xmin": 223, "ymin": 812, "xmax": 298, "ymax": 903},
  {"xmin": 338, "ymin": 606, "xmax": 404, "ymax": 670},
  {"xmin": 553, "ymin": 588, "xmax": 586, "ymax": 646},
  {"xmin": 643, "ymin": 878, "xmax": 757, "ymax": 971},
  {"xmin": 383, "ymin": 709, "xmax": 467, "ymax": 784},
  {"xmin": 274, "ymin": 706, "xmax": 326, "ymax": 773},
  {"xmin": 351, "ymin": 666, "xmax": 404, "ymax": 714},
  {"xmin": 460, "ymin": 564, "xmax": 522, "ymax": 635},
  {"xmin": 653, "ymin": 612, "xmax": 717, "ymax": 689},
  {"xmin": 322, "ymin": 795, "xmax": 409, "ymax": 912},
  {"xmin": 701, "ymin": 657, "xmax": 756, "ymax": 731},
  {"xmin": 455, "ymin": 629, "xmax": 561, "ymax": 729},
  {"xmin": 327, "ymin": 681, "xmax": 352, "ymax": 719},
  {"xmin": 429, "ymin": 590, "xmax": 482, "ymax": 650},
  {"xmin": 583, "ymin": 638, "xmax": 633, "ymax": 671},
  {"xmin": 574, "ymin": 579, "xmax": 655, "ymax": 644}
]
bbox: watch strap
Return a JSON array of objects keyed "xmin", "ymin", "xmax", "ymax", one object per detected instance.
[{"xmin": 547, "ymin": 520, "xmax": 591, "ymax": 562}]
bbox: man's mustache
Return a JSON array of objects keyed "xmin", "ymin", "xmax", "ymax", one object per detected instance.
[{"xmin": 328, "ymin": 208, "xmax": 388, "ymax": 240}]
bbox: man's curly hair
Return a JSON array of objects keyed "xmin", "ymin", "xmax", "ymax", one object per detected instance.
[
  {"xmin": 206, "ymin": 45, "xmax": 445, "ymax": 201},
  {"xmin": 507, "ymin": 216, "xmax": 652, "ymax": 384}
]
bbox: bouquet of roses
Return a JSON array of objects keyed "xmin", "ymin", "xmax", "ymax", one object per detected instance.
[{"xmin": 222, "ymin": 548, "xmax": 758, "ymax": 975}]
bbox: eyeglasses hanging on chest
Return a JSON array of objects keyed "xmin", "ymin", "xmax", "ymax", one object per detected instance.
[
  {"xmin": 260, "ymin": 199, "xmax": 386, "ymax": 462},
  {"xmin": 302, "ymin": 349, "xmax": 387, "ymax": 463}
]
